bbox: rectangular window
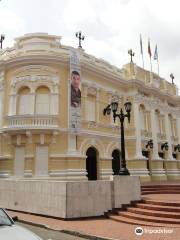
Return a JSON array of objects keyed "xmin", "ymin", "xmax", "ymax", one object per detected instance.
[
  {"xmin": 87, "ymin": 99, "xmax": 95, "ymax": 121},
  {"xmin": 36, "ymin": 94, "xmax": 50, "ymax": 114},
  {"xmin": 19, "ymin": 95, "xmax": 31, "ymax": 115}
]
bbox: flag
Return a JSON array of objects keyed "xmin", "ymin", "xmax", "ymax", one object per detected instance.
[
  {"xmin": 140, "ymin": 34, "xmax": 143, "ymax": 55},
  {"xmin": 148, "ymin": 39, "xmax": 152, "ymax": 58},
  {"xmin": 154, "ymin": 44, "xmax": 158, "ymax": 60}
]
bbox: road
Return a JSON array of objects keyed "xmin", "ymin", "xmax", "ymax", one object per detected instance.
[{"xmin": 17, "ymin": 222, "xmax": 89, "ymax": 240}]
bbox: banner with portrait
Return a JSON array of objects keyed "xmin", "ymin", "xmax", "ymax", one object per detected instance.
[{"xmin": 69, "ymin": 49, "xmax": 81, "ymax": 132}]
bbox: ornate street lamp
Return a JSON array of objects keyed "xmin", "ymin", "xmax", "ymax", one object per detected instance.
[
  {"xmin": 146, "ymin": 139, "xmax": 153, "ymax": 149},
  {"xmin": 174, "ymin": 144, "xmax": 180, "ymax": 152},
  {"xmin": 0, "ymin": 34, "xmax": 5, "ymax": 49},
  {"xmin": 161, "ymin": 142, "xmax": 169, "ymax": 151},
  {"xmin": 128, "ymin": 49, "xmax": 135, "ymax": 63},
  {"xmin": 75, "ymin": 31, "xmax": 85, "ymax": 48},
  {"xmin": 103, "ymin": 100, "xmax": 132, "ymax": 175}
]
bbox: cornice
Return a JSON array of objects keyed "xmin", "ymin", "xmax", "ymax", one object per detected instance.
[{"xmin": 0, "ymin": 43, "xmax": 179, "ymax": 105}]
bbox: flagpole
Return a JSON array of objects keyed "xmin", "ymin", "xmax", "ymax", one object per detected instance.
[
  {"xmin": 140, "ymin": 34, "xmax": 144, "ymax": 69},
  {"xmin": 148, "ymin": 38, "xmax": 153, "ymax": 82},
  {"xmin": 150, "ymin": 56, "xmax": 152, "ymax": 72},
  {"xmin": 142, "ymin": 52, "xmax": 144, "ymax": 69}
]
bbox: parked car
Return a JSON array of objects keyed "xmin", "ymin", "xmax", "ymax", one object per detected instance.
[{"xmin": 0, "ymin": 208, "xmax": 43, "ymax": 240}]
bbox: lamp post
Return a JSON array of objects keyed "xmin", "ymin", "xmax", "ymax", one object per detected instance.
[
  {"xmin": 103, "ymin": 100, "xmax": 132, "ymax": 175},
  {"xmin": 174, "ymin": 144, "xmax": 180, "ymax": 152},
  {"xmin": 170, "ymin": 73, "xmax": 174, "ymax": 85},
  {"xmin": 161, "ymin": 142, "xmax": 169, "ymax": 151},
  {"xmin": 75, "ymin": 31, "xmax": 85, "ymax": 48},
  {"xmin": 128, "ymin": 49, "xmax": 135, "ymax": 63},
  {"xmin": 146, "ymin": 139, "xmax": 153, "ymax": 149},
  {"xmin": 0, "ymin": 34, "xmax": 5, "ymax": 49}
]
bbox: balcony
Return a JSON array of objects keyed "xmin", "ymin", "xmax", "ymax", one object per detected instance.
[{"xmin": 5, "ymin": 115, "xmax": 59, "ymax": 130}]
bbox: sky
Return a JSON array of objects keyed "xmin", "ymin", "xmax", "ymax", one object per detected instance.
[{"xmin": 0, "ymin": 0, "xmax": 179, "ymax": 90}]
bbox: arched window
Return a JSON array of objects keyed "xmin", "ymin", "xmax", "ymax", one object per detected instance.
[
  {"xmin": 35, "ymin": 86, "xmax": 50, "ymax": 114},
  {"xmin": 18, "ymin": 87, "xmax": 31, "ymax": 115}
]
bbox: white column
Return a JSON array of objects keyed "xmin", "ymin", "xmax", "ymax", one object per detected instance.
[
  {"xmin": 164, "ymin": 113, "xmax": 174, "ymax": 160},
  {"xmin": 150, "ymin": 108, "xmax": 161, "ymax": 160},
  {"xmin": 29, "ymin": 93, "xmax": 35, "ymax": 114},
  {"xmin": 134, "ymin": 102, "xmax": 145, "ymax": 159},
  {"xmin": 0, "ymin": 90, "xmax": 4, "ymax": 127},
  {"xmin": 50, "ymin": 93, "xmax": 59, "ymax": 115},
  {"xmin": 96, "ymin": 90, "xmax": 100, "ymax": 123},
  {"xmin": 177, "ymin": 117, "xmax": 180, "ymax": 142}
]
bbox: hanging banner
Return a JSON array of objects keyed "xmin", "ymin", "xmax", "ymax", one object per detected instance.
[{"xmin": 69, "ymin": 49, "xmax": 81, "ymax": 132}]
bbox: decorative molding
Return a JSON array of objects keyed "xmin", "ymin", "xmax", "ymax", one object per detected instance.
[{"xmin": 10, "ymin": 65, "xmax": 60, "ymax": 94}]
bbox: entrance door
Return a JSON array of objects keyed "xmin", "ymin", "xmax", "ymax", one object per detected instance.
[
  {"xmin": 112, "ymin": 149, "xmax": 121, "ymax": 175},
  {"xmin": 35, "ymin": 146, "xmax": 48, "ymax": 177},
  {"xmin": 14, "ymin": 146, "xmax": 25, "ymax": 177},
  {"xmin": 86, "ymin": 147, "xmax": 97, "ymax": 180}
]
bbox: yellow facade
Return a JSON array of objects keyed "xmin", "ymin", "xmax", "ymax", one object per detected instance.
[{"xmin": 0, "ymin": 33, "xmax": 180, "ymax": 182}]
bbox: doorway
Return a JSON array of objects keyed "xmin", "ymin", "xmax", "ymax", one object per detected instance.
[
  {"xmin": 86, "ymin": 147, "xmax": 97, "ymax": 180},
  {"xmin": 112, "ymin": 149, "xmax": 121, "ymax": 175}
]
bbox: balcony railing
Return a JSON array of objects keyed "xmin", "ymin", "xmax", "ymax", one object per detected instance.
[
  {"xmin": 157, "ymin": 132, "xmax": 166, "ymax": 140},
  {"xmin": 5, "ymin": 115, "xmax": 59, "ymax": 129},
  {"xmin": 141, "ymin": 129, "xmax": 152, "ymax": 138}
]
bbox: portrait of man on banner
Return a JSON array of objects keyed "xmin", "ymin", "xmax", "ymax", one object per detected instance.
[{"xmin": 71, "ymin": 70, "xmax": 81, "ymax": 108}]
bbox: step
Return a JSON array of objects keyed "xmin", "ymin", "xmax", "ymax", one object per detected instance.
[
  {"xmin": 141, "ymin": 188, "xmax": 180, "ymax": 191},
  {"xmin": 141, "ymin": 184, "xmax": 180, "ymax": 187},
  {"xmin": 143, "ymin": 199, "xmax": 180, "ymax": 207},
  {"xmin": 108, "ymin": 214, "xmax": 179, "ymax": 227},
  {"xmin": 141, "ymin": 190, "xmax": 180, "ymax": 195},
  {"xmin": 136, "ymin": 203, "xmax": 180, "ymax": 212},
  {"xmin": 141, "ymin": 184, "xmax": 180, "ymax": 188},
  {"xmin": 126, "ymin": 207, "xmax": 180, "ymax": 219},
  {"xmin": 117, "ymin": 211, "xmax": 180, "ymax": 224},
  {"xmin": 141, "ymin": 185, "xmax": 180, "ymax": 188}
]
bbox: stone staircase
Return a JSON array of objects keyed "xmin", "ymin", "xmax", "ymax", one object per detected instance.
[
  {"xmin": 141, "ymin": 184, "xmax": 180, "ymax": 195},
  {"xmin": 108, "ymin": 184, "xmax": 180, "ymax": 226}
]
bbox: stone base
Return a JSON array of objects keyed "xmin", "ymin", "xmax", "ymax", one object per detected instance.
[{"xmin": 0, "ymin": 176, "xmax": 141, "ymax": 219}]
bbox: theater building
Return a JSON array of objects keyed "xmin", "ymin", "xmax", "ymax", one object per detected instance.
[{"xmin": 0, "ymin": 33, "xmax": 180, "ymax": 182}]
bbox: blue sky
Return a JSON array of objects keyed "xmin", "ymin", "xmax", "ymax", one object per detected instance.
[{"xmin": 0, "ymin": 0, "xmax": 180, "ymax": 91}]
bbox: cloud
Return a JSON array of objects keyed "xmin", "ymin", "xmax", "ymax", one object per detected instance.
[{"xmin": 0, "ymin": 0, "xmax": 180, "ymax": 90}]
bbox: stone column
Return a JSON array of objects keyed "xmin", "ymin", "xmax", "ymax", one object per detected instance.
[
  {"xmin": 164, "ymin": 113, "xmax": 174, "ymax": 160},
  {"xmin": 177, "ymin": 117, "xmax": 180, "ymax": 143},
  {"xmin": 96, "ymin": 89, "xmax": 100, "ymax": 123},
  {"xmin": 150, "ymin": 108, "xmax": 161, "ymax": 160},
  {"xmin": 133, "ymin": 101, "xmax": 145, "ymax": 159}
]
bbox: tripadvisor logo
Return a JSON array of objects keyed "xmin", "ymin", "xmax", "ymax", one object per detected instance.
[{"xmin": 135, "ymin": 227, "xmax": 144, "ymax": 236}]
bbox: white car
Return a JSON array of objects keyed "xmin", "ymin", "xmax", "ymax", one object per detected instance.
[{"xmin": 0, "ymin": 208, "xmax": 43, "ymax": 240}]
